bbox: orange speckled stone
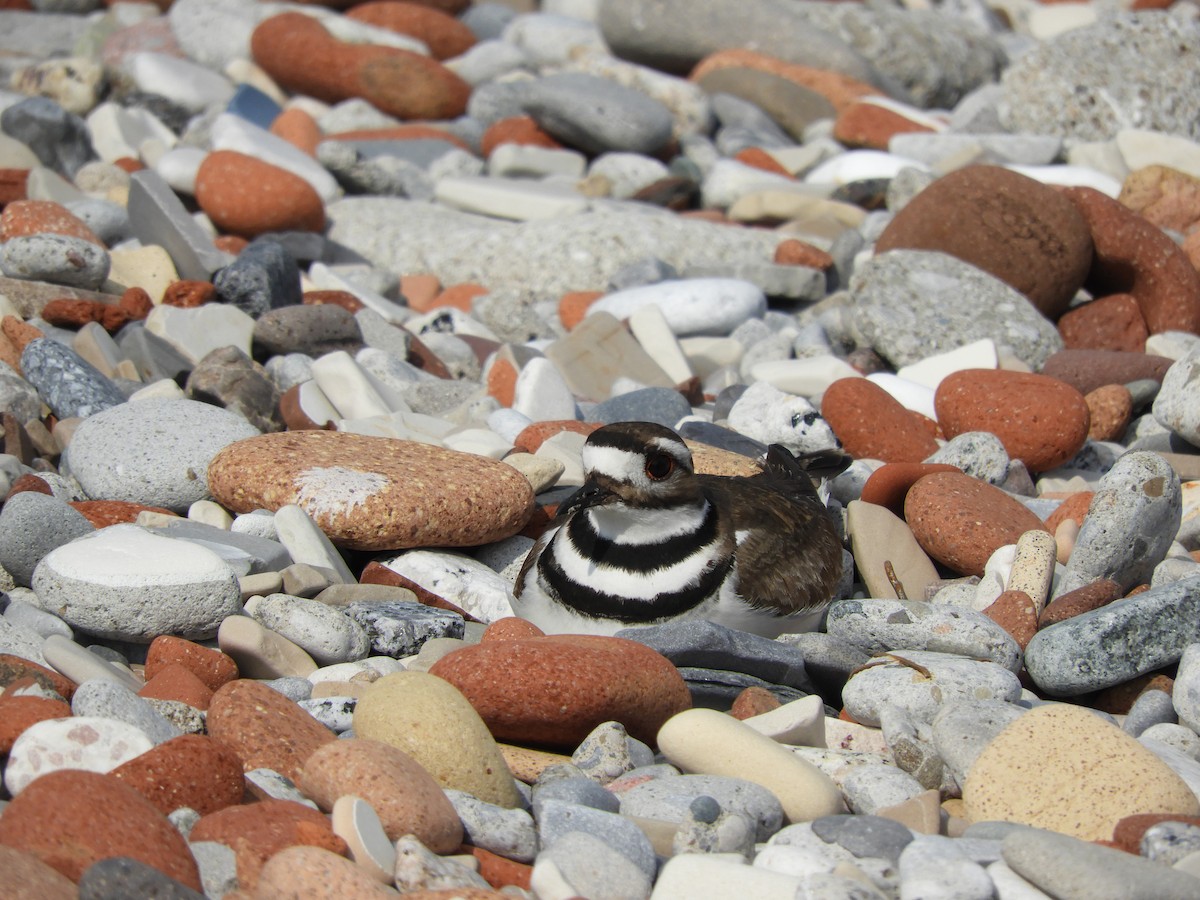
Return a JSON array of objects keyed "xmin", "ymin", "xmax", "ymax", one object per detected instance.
[
  {"xmin": 822, "ymin": 377, "xmax": 940, "ymax": 463},
  {"xmin": 1063, "ymin": 185, "xmax": 1200, "ymax": 334},
  {"xmin": 162, "ymin": 279, "xmax": 216, "ymax": 308},
  {"xmin": 482, "ymin": 617, "xmax": 545, "ymax": 641},
  {"xmin": 207, "ymin": 431, "xmax": 535, "ymax": 550},
  {"xmin": 1038, "ymin": 578, "xmax": 1121, "ymax": 628},
  {"xmin": 345, "ymin": 1, "xmax": 477, "ymax": 60},
  {"xmin": 69, "ymin": 499, "xmax": 178, "ymax": 528},
  {"xmin": 859, "ymin": 463, "xmax": 963, "ymax": 517},
  {"xmin": 120, "ymin": 286, "xmax": 154, "ymax": 319},
  {"xmin": 558, "ymin": 290, "xmax": 603, "ymax": 330},
  {"xmin": 481, "ymin": 116, "xmax": 563, "ymax": 157},
  {"xmin": 0, "ymin": 199, "xmax": 103, "ymax": 246},
  {"xmin": 774, "ymin": 238, "xmax": 834, "ymax": 269},
  {"xmin": 485, "ymin": 355, "xmax": 517, "ymax": 407},
  {"xmin": 513, "ymin": 419, "xmax": 599, "ymax": 454},
  {"xmin": 194, "ymin": 150, "xmax": 325, "ymax": 240},
  {"xmin": 833, "ymin": 101, "xmax": 935, "ymax": 150},
  {"xmin": 429, "ymin": 281, "xmax": 488, "ymax": 313},
  {"xmin": 137, "ymin": 662, "xmax": 215, "ymax": 710},
  {"xmin": 934, "ymin": 369, "xmax": 1090, "ymax": 473},
  {"xmin": 1085, "ymin": 384, "xmax": 1133, "ymax": 442},
  {"xmin": 730, "ymin": 686, "xmax": 782, "ymax": 720},
  {"xmin": 1057, "ymin": 293, "xmax": 1148, "ymax": 353},
  {"xmin": 0, "ymin": 844, "xmax": 76, "ymax": 899},
  {"xmin": 110, "ymin": 733, "xmax": 244, "ymax": 817},
  {"xmin": 0, "ymin": 168, "xmax": 30, "ymax": 206},
  {"xmin": 2, "ymin": 315, "xmax": 43, "ymax": 354},
  {"xmin": 982, "ymin": 589, "xmax": 1038, "ymax": 650},
  {"xmin": 145, "ymin": 635, "xmax": 239, "ymax": 693},
  {"xmin": 303, "ymin": 289, "xmax": 364, "ymax": 313},
  {"xmin": 254, "ymin": 845, "xmax": 395, "ymax": 899},
  {"xmin": 251, "ymin": 12, "xmax": 470, "ymax": 121},
  {"xmin": 269, "ymin": 106, "xmax": 322, "ymax": 157},
  {"xmin": 6, "ymin": 472, "xmax": 52, "ymax": 499},
  {"xmin": 904, "ymin": 471, "xmax": 1050, "ymax": 577},
  {"xmin": 733, "ymin": 147, "xmax": 792, "ymax": 177},
  {"xmin": 190, "ymin": 799, "xmax": 348, "ymax": 892},
  {"xmin": 428, "ymin": 634, "xmax": 692, "ymax": 748},
  {"xmin": 1112, "ymin": 813, "xmax": 1200, "ymax": 853},
  {"xmin": 1043, "ymin": 491, "xmax": 1094, "ymax": 534},
  {"xmin": 206, "ymin": 679, "xmax": 337, "ymax": 782},
  {"xmin": 690, "ymin": 49, "xmax": 881, "ymax": 113},
  {"xmin": 0, "ymin": 695, "xmax": 72, "ymax": 753},
  {"xmin": 0, "ymin": 653, "xmax": 75, "ymax": 699},
  {"xmin": 470, "ymin": 846, "xmax": 532, "ymax": 891},
  {"xmin": 0, "ymin": 769, "xmax": 202, "ymax": 888}
]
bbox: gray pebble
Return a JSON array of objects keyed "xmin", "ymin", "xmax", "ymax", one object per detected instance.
[
  {"xmin": 3, "ymin": 597, "xmax": 72, "ymax": 641},
  {"xmin": 78, "ymin": 855, "xmax": 204, "ymax": 900},
  {"xmin": 65, "ymin": 197, "xmax": 130, "ymax": 246},
  {"xmin": 0, "ymin": 95, "xmax": 95, "ymax": 178},
  {"xmin": 71, "ymin": 678, "xmax": 182, "ymax": 745},
  {"xmin": 1142, "ymin": 821, "xmax": 1200, "ymax": 866},
  {"xmin": 245, "ymin": 767, "xmax": 318, "ymax": 808},
  {"xmin": 445, "ymin": 788, "xmax": 537, "ymax": 863},
  {"xmin": 841, "ymin": 763, "xmax": 926, "ymax": 816},
  {"xmin": 926, "ymin": 431, "xmax": 1011, "ymax": 485},
  {"xmin": 1142, "ymin": 724, "xmax": 1200, "ymax": 761},
  {"xmin": 253, "ymin": 593, "xmax": 370, "ymax": 666},
  {"xmin": 20, "ymin": 337, "xmax": 126, "ymax": 420},
  {"xmin": 0, "ymin": 615, "xmax": 50, "ymax": 666},
  {"xmin": 535, "ymin": 798, "xmax": 657, "ymax": 880},
  {"xmin": 571, "ymin": 720, "xmax": 654, "ymax": 785},
  {"xmin": 1025, "ymin": 575, "xmax": 1200, "ymax": 696},
  {"xmin": 1055, "ymin": 450, "xmax": 1182, "ymax": 598},
  {"xmin": 213, "ymin": 239, "xmax": 302, "ymax": 318},
  {"xmin": 0, "ymin": 492, "xmax": 94, "ymax": 588},
  {"xmin": 0, "ymin": 233, "xmax": 109, "ymax": 290},
  {"xmin": 190, "ymin": 841, "xmax": 239, "ymax": 900},
  {"xmin": 252, "ymin": 304, "xmax": 363, "ymax": 359},
  {"xmin": 879, "ymin": 705, "xmax": 946, "ymax": 792},
  {"xmin": 522, "ymin": 72, "xmax": 674, "ymax": 156},
  {"xmin": 672, "ymin": 805, "xmax": 755, "ymax": 858},
  {"xmin": 262, "ymin": 676, "xmax": 314, "ymax": 703},
  {"xmin": 589, "ymin": 386, "xmax": 694, "ymax": 429},
  {"xmin": 145, "ymin": 699, "xmax": 205, "ymax": 735},
  {"xmin": 1123, "ymin": 688, "xmax": 1177, "ymax": 737},
  {"xmin": 617, "ymin": 773, "xmax": 783, "ymax": 842},
  {"xmin": 0, "ymin": 359, "xmax": 46, "ymax": 423},
  {"xmin": 533, "ymin": 775, "xmax": 621, "ymax": 816},
  {"xmin": 812, "ymin": 814, "xmax": 915, "ymax": 865},
  {"xmin": 532, "ymin": 830, "xmax": 652, "ymax": 900},
  {"xmin": 298, "ymin": 696, "xmax": 356, "ymax": 733},
  {"xmin": 898, "ymin": 834, "xmax": 995, "ymax": 900},
  {"xmin": 826, "ymin": 598, "xmax": 1021, "ymax": 672}
]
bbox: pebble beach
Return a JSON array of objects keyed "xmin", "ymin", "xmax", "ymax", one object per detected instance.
[{"xmin": 0, "ymin": 0, "xmax": 1199, "ymax": 897}]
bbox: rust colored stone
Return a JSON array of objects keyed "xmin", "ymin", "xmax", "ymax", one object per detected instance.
[
  {"xmin": 162, "ymin": 279, "xmax": 216, "ymax": 308},
  {"xmin": 302, "ymin": 289, "xmax": 364, "ymax": 313},
  {"xmin": 427, "ymin": 281, "xmax": 488, "ymax": 314},
  {"xmin": 40, "ymin": 298, "xmax": 101, "ymax": 329},
  {"xmin": 206, "ymin": 679, "xmax": 337, "ymax": 782},
  {"xmin": 1043, "ymin": 491, "xmax": 1094, "ymax": 534},
  {"xmin": 428, "ymin": 634, "xmax": 693, "ymax": 748},
  {"xmin": 346, "ymin": 1, "xmax": 477, "ymax": 60},
  {"xmin": 397, "ymin": 273, "xmax": 441, "ymax": 312},
  {"xmin": 329, "ymin": 125, "xmax": 471, "ymax": 151},
  {"xmin": 0, "ymin": 770, "xmax": 202, "ymax": 888},
  {"xmin": 0, "ymin": 168, "xmax": 30, "ymax": 206},
  {"xmin": 470, "ymin": 846, "xmax": 532, "ymax": 891},
  {"xmin": 6, "ymin": 472, "xmax": 52, "ymax": 499},
  {"xmin": 1092, "ymin": 672, "xmax": 1174, "ymax": 715},
  {"xmin": 733, "ymin": 146, "xmax": 793, "ymax": 177},
  {"xmin": 558, "ymin": 290, "xmax": 604, "ymax": 330},
  {"xmin": 1063, "ymin": 185, "xmax": 1200, "ymax": 334},
  {"xmin": 0, "ymin": 653, "xmax": 75, "ymax": 699},
  {"xmin": 111, "ymin": 734, "xmax": 244, "ymax": 817},
  {"xmin": 1057, "ymin": 293, "xmax": 1148, "ymax": 352},
  {"xmin": 0, "ymin": 695, "xmax": 72, "ymax": 753},
  {"xmin": 481, "ymin": 617, "xmax": 545, "ymax": 641},
  {"xmin": 269, "ymin": 106, "xmax": 323, "ymax": 157},
  {"xmin": 904, "ymin": 471, "xmax": 1050, "ymax": 577},
  {"xmin": 1038, "ymin": 579, "xmax": 1121, "ymax": 628},
  {"xmin": 112, "ymin": 157, "xmax": 145, "ymax": 173},
  {"xmin": 1112, "ymin": 813, "xmax": 1200, "ymax": 853},
  {"xmin": 823, "ymin": 377, "xmax": 941, "ymax": 463},
  {"xmin": 1084, "ymin": 384, "xmax": 1133, "ymax": 441},
  {"xmin": 2, "ymin": 315, "xmax": 44, "ymax": 354},
  {"xmin": 194, "ymin": 150, "xmax": 326, "ymax": 240},
  {"xmin": 481, "ymin": 116, "xmax": 563, "ymax": 157},
  {"xmin": 70, "ymin": 499, "xmax": 178, "ymax": 529},
  {"xmin": 774, "ymin": 238, "xmax": 834, "ymax": 269},
  {"xmin": 213, "ymin": 234, "xmax": 248, "ymax": 255},
  {"xmin": 690, "ymin": 49, "xmax": 881, "ymax": 113},
  {"xmin": 877, "ymin": 166, "xmax": 1093, "ymax": 319},
  {"xmin": 833, "ymin": 100, "xmax": 935, "ymax": 150},
  {"xmin": 0, "ymin": 199, "xmax": 103, "ymax": 246},
  {"xmin": 485, "ymin": 355, "xmax": 517, "ymax": 407},
  {"xmin": 137, "ymin": 662, "xmax": 215, "ymax": 710},
  {"xmin": 982, "ymin": 589, "xmax": 1038, "ymax": 650},
  {"xmin": 251, "ymin": 12, "xmax": 470, "ymax": 121},
  {"xmin": 860, "ymin": 462, "xmax": 963, "ymax": 517},
  {"xmin": 513, "ymin": 420, "xmax": 600, "ymax": 454},
  {"xmin": 730, "ymin": 686, "xmax": 782, "ymax": 720},
  {"xmin": 934, "ymin": 369, "xmax": 1091, "ymax": 473},
  {"xmin": 190, "ymin": 798, "xmax": 348, "ymax": 892},
  {"xmin": 144, "ymin": 636, "xmax": 239, "ymax": 693},
  {"xmin": 119, "ymin": 286, "xmax": 154, "ymax": 319},
  {"xmin": 406, "ymin": 333, "xmax": 453, "ymax": 378},
  {"xmin": 1039, "ymin": 349, "xmax": 1174, "ymax": 394}
]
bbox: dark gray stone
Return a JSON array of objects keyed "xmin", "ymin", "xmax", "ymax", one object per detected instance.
[
  {"xmin": 532, "ymin": 776, "xmax": 621, "ymax": 816},
  {"xmin": 616, "ymin": 773, "xmax": 784, "ymax": 842},
  {"xmin": 213, "ymin": 240, "xmax": 302, "ymax": 318},
  {"xmin": 522, "ymin": 73, "xmax": 674, "ymax": 156},
  {"xmin": 0, "ymin": 96, "xmax": 95, "ymax": 178},
  {"xmin": 1025, "ymin": 575, "xmax": 1200, "ymax": 697},
  {"xmin": 676, "ymin": 667, "xmax": 812, "ymax": 709},
  {"xmin": 20, "ymin": 337, "xmax": 126, "ymax": 419},
  {"xmin": 185, "ymin": 346, "xmax": 283, "ymax": 433},
  {"xmin": 127, "ymin": 170, "xmax": 234, "ymax": 282},
  {"xmin": 0, "ymin": 492, "xmax": 94, "ymax": 587},
  {"xmin": 342, "ymin": 600, "xmax": 465, "ymax": 657},
  {"xmin": 588, "ymin": 386, "xmax": 694, "ymax": 429},
  {"xmin": 775, "ymin": 631, "xmax": 872, "ymax": 700},
  {"xmin": 252, "ymin": 304, "xmax": 363, "ymax": 359},
  {"xmin": 79, "ymin": 856, "xmax": 204, "ymax": 900},
  {"xmin": 812, "ymin": 814, "xmax": 915, "ymax": 864}
]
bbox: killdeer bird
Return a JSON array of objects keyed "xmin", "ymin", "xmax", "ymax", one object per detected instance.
[{"xmin": 513, "ymin": 421, "xmax": 844, "ymax": 638}]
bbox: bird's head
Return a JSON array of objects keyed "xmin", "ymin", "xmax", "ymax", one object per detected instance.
[{"xmin": 565, "ymin": 421, "xmax": 700, "ymax": 513}]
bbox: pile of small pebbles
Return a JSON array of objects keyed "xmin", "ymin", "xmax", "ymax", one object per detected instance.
[{"xmin": 0, "ymin": 0, "xmax": 1198, "ymax": 898}]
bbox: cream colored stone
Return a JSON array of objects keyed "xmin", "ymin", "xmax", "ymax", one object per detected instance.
[
  {"xmin": 331, "ymin": 795, "xmax": 395, "ymax": 884},
  {"xmin": 1005, "ymin": 529, "xmax": 1057, "ymax": 614},
  {"xmin": 963, "ymin": 703, "xmax": 1200, "ymax": 840},
  {"xmin": 104, "ymin": 244, "xmax": 177, "ymax": 303},
  {"xmin": 657, "ymin": 708, "xmax": 844, "ymax": 823},
  {"xmin": 502, "ymin": 452, "xmax": 564, "ymax": 494},
  {"xmin": 743, "ymin": 694, "xmax": 826, "ymax": 747},
  {"xmin": 216, "ymin": 614, "xmax": 317, "ymax": 678},
  {"xmin": 846, "ymin": 500, "xmax": 940, "ymax": 602},
  {"xmin": 354, "ymin": 670, "xmax": 522, "ymax": 808}
]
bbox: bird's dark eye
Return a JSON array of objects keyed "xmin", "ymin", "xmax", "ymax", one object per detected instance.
[{"xmin": 645, "ymin": 453, "xmax": 674, "ymax": 481}]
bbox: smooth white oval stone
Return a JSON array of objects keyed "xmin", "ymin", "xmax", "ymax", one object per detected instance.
[
  {"xmin": 587, "ymin": 278, "xmax": 766, "ymax": 337},
  {"xmin": 1004, "ymin": 163, "xmax": 1122, "ymax": 197},
  {"xmin": 750, "ymin": 356, "xmax": 862, "ymax": 398},
  {"xmin": 804, "ymin": 150, "xmax": 930, "ymax": 185},
  {"xmin": 864, "ymin": 373, "xmax": 937, "ymax": 420}
]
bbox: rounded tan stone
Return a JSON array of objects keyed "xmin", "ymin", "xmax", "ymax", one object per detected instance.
[
  {"xmin": 352, "ymin": 670, "xmax": 522, "ymax": 809},
  {"xmin": 254, "ymin": 846, "xmax": 396, "ymax": 899},
  {"xmin": 207, "ymin": 431, "xmax": 535, "ymax": 551},
  {"xmin": 963, "ymin": 703, "xmax": 1200, "ymax": 840},
  {"xmin": 299, "ymin": 739, "xmax": 463, "ymax": 852}
]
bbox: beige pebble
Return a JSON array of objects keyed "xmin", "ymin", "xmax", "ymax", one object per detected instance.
[
  {"xmin": 253, "ymin": 845, "xmax": 396, "ymax": 899},
  {"xmin": 963, "ymin": 703, "xmax": 1200, "ymax": 840},
  {"xmin": 875, "ymin": 788, "xmax": 943, "ymax": 835},
  {"xmin": 331, "ymin": 795, "xmax": 396, "ymax": 885},
  {"xmin": 742, "ymin": 694, "xmax": 826, "ymax": 747},
  {"xmin": 353, "ymin": 671, "xmax": 522, "ymax": 808},
  {"xmin": 1005, "ymin": 529, "xmax": 1057, "ymax": 614},
  {"xmin": 1054, "ymin": 518, "xmax": 1079, "ymax": 564},
  {"xmin": 502, "ymin": 452, "xmax": 564, "ymax": 494},
  {"xmin": 216, "ymin": 614, "xmax": 317, "ymax": 678},
  {"xmin": 657, "ymin": 708, "xmax": 845, "ymax": 823}
]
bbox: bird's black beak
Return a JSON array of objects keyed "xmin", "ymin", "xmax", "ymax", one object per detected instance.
[{"xmin": 556, "ymin": 479, "xmax": 612, "ymax": 518}]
